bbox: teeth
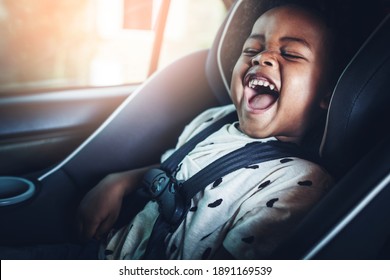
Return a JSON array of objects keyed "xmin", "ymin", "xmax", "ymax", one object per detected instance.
[{"xmin": 249, "ymin": 79, "xmax": 276, "ymax": 91}]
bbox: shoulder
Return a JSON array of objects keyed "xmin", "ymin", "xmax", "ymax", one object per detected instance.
[
  {"xmin": 263, "ymin": 157, "xmax": 333, "ymax": 195},
  {"xmin": 281, "ymin": 157, "xmax": 332, "ymax": 185},
  {"xmin": 160, "ymin": 105, "xmax": 236, "ymax": 162},
  {"xmin": 278, "ymin": 157, "xmax": 330, "ymax": 176},
  {"xmin": 176, "ymin": 104, "xmax": 236, "ymax": 147}
]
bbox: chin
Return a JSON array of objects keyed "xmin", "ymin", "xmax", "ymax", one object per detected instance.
[{"xmin": 238, "ymin": 123, "xmax": 269, "ymax": 139}]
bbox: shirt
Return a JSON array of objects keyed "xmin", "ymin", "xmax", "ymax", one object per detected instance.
[{"xmin": 104, "ymin": 104, "xmax": 333, "ymax": 259}]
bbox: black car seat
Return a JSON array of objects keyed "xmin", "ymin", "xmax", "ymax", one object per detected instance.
[
  {"xmin": 208, "ymin": 0, "xmax": 390, "ymax": 259},
  {"xmin": 1, "ymin": 0, "xmax": 389, "ymax": 260}
]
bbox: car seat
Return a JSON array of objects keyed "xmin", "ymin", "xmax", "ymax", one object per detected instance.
[
  {"xmin": 208, "ymin": 0, "xmax": 390, "ymax": 259},
  {"xmin": 1, "ymin": 0, "xmax": 389, "ymax": 260}
]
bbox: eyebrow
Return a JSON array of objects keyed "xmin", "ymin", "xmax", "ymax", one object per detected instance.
[{"xmin": 246, "ymin": 34, "xmax": 312, "ymax": 50}]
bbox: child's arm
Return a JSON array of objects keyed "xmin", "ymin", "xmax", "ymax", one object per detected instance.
[{"xmin": 76, "ymin": 165, "xmax": 157, "ymax": 241}]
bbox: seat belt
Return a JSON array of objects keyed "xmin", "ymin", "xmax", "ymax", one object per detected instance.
[{"xmin": 141, "ymin": 111, "xmax": 315, "ymax": 259}]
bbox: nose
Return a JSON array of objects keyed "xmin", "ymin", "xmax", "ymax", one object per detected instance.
[{"xmin": 251, "ymin": 51, "xmax": 276, "ymax": 67}]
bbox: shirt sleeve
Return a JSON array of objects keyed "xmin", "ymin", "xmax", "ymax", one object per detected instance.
[{"xmin": 222, "ymin": 160, "xmax": 333, "ymax": 260}]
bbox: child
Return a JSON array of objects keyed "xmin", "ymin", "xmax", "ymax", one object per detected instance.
[{"xmin": 76, "ymin": 4, "xmax": 336, "ymax": 260}]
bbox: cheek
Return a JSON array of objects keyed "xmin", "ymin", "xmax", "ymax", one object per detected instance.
[
  {"xmin": 287, "ymin": 66, "xmax": 322, "ymax": 102},
  {"xmin": 230, "ymin": 61, "xmax": 246, "ymax": 100},
  {"xmin": 281, "ymin": 70, "xmax": 321, "ymax": 121},
  {"xmin": 298, "ymin": 78, "xmax": 326, "ymax": 125}
]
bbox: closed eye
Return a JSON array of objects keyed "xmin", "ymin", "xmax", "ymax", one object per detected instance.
[
  {"xmin": 242, "ymin": 48, "xmax": 260, "ymax": 56},
  {"xmin": 281, "ymin": 51, "xmax": 306, "ymax": 61}
]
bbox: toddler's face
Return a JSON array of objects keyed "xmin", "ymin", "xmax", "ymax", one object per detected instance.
[{"xmin": 230, "ymin": 5, "xmax": 332, "ymax": 143}]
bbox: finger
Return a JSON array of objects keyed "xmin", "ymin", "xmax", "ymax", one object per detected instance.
[
  {"xmin": 95, "ymin": 215, "xmax": 115, "ymax": 240},
  {"xmin": 84, "ymin": 219, "xmax": 101, "ymax": 240}
]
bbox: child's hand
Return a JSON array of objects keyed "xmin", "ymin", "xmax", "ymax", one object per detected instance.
[
  {"xmin": 76, "ymin": 173, "xmax": 127, "ymax": 241},
  {"xmin": 76, "ymin": 165, "xmax": 156, "ymax": 241}
]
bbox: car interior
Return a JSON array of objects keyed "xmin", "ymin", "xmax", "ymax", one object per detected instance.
[{"xmin": 0, "ymin": 0, "xmax": 389, "ymax": 259}]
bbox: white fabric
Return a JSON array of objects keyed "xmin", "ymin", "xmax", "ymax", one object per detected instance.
[{"xmin": 104, "ymin": 105, "xmax": 332, "ymax": 259}]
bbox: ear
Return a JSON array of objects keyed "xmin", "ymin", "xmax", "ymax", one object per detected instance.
[{"xmin": 320, "ymin": 90, "xmax": 332, "ymax": 110}]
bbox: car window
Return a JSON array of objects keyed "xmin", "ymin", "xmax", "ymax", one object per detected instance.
[
  {"xmin": 158, "ymin": 0, "xmax": 226, "ymax": 70},
  {"xmin": 0, "ymin": 0, "xmax": 226, "ymax": 94}
]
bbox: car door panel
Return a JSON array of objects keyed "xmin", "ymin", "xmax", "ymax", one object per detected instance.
[{"xmin": 0, "ymin": 86, "xmax": 135, "ymax": 176}]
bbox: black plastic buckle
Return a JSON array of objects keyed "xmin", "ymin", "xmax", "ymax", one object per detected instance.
[{"xmin": 142, "ymin": 168, "xmax": 186, "ymax": 225}]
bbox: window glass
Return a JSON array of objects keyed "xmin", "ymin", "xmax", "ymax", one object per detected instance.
[
  {"xmin": 0, "ymin": 0, "xmax": 226, "ymax": 93},
  {"xmin": 158, "ymin": 0, "xmax": 226, "ymax": 70}
]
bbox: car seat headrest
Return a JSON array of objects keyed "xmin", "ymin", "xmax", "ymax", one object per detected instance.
[{"xmin": 320, "ymin": 14, "xmax": 390, "ymax": 178}]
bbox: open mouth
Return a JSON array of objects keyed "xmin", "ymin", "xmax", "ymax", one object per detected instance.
[{"xmin": 244, "ymin": 74, "xmax": 280, "ymax": 111}]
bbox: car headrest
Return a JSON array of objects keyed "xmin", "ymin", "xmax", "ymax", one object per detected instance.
[{"xmin": 320, "ymin": 15, "xmax": 390, "ymax": 178}]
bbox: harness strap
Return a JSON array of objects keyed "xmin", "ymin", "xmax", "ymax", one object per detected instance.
[{"xmin": 181, "ymin": 141, "xmax": 304, "ymax": 202}]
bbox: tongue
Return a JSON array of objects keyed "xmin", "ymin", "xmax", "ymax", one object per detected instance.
[{"xmin": 249, "ymin": 93, "xmax": 276, "ymax": 110}]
